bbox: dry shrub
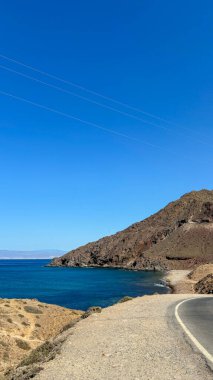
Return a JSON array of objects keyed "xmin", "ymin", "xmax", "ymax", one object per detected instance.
[
  {"xmin": 24, "ymin": 306, "xmax": 42, "ymax": 315},
  {"xmin": 117, "ymin": 296, "xmax": 133, "ymax": 303},
  {"xmin": 15, "ymin": 339, "xmax": 31, "ymax": 351}
]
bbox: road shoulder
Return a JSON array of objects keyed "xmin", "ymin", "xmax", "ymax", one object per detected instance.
[{"xmin": 34, "ymin": 294, "xmax": 212, "ymax": 380}]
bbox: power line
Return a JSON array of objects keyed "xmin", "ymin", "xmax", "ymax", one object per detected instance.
[
  {"xmin": 0, "ymin": 89, "xmax": 208, "ymax": 163},
  {"xmin": 0, "ymin": 89, "xmax": 156, "ymax": 147},
  {"xmin": 0, "ymin": 63, "xmax": 171, "ymax": 133},
  {"xmin": 0, "ymin": 53, "xmax": 204, "ymax": 137},
  {"xmin": 0, "ymin": 62, "xmax": 211, "ymax": 147}
]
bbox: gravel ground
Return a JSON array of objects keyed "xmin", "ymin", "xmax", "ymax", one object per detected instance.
[
  {"xmin": 165, "ymin": 270, "xmax": 194, "ymax": 293},
  {"xmin": 165, "ymin": 270, "xmax": 191, "ymax": 285},
  {"xmin": 35, "ymin": 294, "xmax": 212, "ymax": 380}
]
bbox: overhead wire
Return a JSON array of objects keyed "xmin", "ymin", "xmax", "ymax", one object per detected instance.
[
  {"xmin": 0, "ymin": 89, "xmax": 158, "ymax": 148},
  {"xmin": 0, "ymin": 89, "xmax": 208, "ymax": 164},
  {"xmin": 0, "ymin": 62, "xmax": 211, "ymax": 147},
  {"xmin": 0, "ymin": 53, "xmax": 168, "ymax": 123},
  {"xmin": 0, "ymin": 53, "xmax": 207, "ymax": 139},
  {"xmin": 0, "ymin": 63, "xmax": 171, "ymax": 133}
]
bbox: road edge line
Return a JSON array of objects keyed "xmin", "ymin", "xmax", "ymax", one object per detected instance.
[{"xmin": 175, "ymin": 298, "xmax": 213, "ymax": 365}]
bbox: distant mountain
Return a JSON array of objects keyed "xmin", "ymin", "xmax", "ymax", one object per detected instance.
[
  {"xmin": 0, "ymin": 250, "xmax": 65, "ymax": 259},
  {"xmin": 50, "ymin": 190, "xmax": 213, "ymax": 270}
]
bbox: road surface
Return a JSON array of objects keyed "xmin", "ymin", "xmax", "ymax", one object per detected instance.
[{"xmin": 175, "ymin": 297, "xmax": 213, "ymax": 366}]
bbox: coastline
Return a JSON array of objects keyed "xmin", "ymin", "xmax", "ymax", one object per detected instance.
[
  {"xmin": 0, "ymin": 268, "xmax": 168, "ymax": 378},
  {"xmin": 2, "ymin": 266, "xmax": 212, "ymax": 379},
  {"xmin": 164, "ymin": 264, "xmax": 213, "ymax": 294},
  {"xmin": 2, "ymin": 263, "xmax": 212, "ymax": 378},
  {"xmin": 164, "ymin": 269, "xmax": 194, "ymax": 294},
  {"xmin": 0, "ymin": 260, "xmax": 168, "ymax": 311}
]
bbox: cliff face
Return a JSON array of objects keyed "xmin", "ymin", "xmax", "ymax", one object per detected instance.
[{"xmin": 50, "ymin": 190, "xmax": 213, "ymax": 270}]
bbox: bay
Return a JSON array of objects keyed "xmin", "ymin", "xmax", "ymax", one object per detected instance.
[{"xmin": 0, "ymin": 259, "xmax": 168, "ymax": 310}]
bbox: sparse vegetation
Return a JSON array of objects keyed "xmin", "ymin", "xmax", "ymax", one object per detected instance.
[
  {"xmin": 60, "ymin": 318, "xmax": 80, "ymax": 333},
  {"xmin": 3, "ymin": 352, "xmax": 9, "ymax": 360},
  {"xmin": 117, "ymin": 296, "xmax": 133, "ymax": 303},
  {"xmin": 5, "ymin": 364, "xmax": 43, "ymax": 380},
  {"xmin": 15, "ymin": 339, "xmax": 31, "ymax": 351},
  {"xmin": 0, "ymin": 299, "xmax": 82, "ymax": 376},
  {"xmin": 17, "ymin": 335, "xmax": 65, "ymax": 366},
  {"xmin": 18, "ymin": 341, "xmax": 56, "ymax": 366},
  {"xmin": 24, "ymin": 306, "xmax": 43, "ymax": 315},
  {"xmin": 21, "ymin": 321, "xmax": 29, "ymax": 326},
  {"xmin": 0, "ymin": 340, "xmax": 7, "ymax": 348},
  {"xmin": 82, "ymin": 306, "xmax": 102, "ymax": 319}
]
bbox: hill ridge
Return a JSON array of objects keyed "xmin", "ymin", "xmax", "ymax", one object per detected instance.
[{"xmin": 50, "ymin": 190, "xmax": 213, "ymax": 270}]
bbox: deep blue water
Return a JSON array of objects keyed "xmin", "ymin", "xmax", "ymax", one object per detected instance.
[{"xmin": 0, "ymin": 260, "xmax": 168, "ymax": 310}]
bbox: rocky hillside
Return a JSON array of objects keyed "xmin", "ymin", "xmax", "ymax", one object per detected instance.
[
  {"xmin": 194, "ymin": 274, "xmax": 213, "ymax": 294},
  {"xmin": 50, "ymin": 190, "xmax": 213, "ymax": 270}
]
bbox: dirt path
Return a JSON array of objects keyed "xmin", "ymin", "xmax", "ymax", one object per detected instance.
[{"xmin": 35, "ymin": 294, "xmax": 212, "ymax": 380}]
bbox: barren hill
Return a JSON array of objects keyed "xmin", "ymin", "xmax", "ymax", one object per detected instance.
[{"xmin": 50, "ymin": 190, "xmax": 213, "ymax": 270}]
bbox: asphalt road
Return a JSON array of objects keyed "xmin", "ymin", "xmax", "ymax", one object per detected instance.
[{"xmin": 176, "ymin": 297, "xmax": 213, "ymax": 361}]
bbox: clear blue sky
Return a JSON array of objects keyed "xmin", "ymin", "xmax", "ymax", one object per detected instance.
[{"xmin": 0, "ymin": 0, "xmax": 212, "ymax": 251}]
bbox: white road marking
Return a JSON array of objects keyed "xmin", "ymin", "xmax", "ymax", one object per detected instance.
[{"xmin": 175, "ymin": 298, "xmax": 213, "ymax": 365}]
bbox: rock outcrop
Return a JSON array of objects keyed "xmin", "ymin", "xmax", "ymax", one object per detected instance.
[
  {"xmin": 188, "ymin": 264, "xmax": 213, "ymax": 281},
  {"xmin": 50, "ymin": 190, "xmax": 213, "ymax": 270},
  {"xmin": 194, "ymin": 274, "xmax": 213, "ymax": 294}
]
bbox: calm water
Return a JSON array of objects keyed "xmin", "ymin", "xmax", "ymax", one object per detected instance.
[{"xmin": 0, "ymin": 260, "xmax": 168, "ymax": 310}]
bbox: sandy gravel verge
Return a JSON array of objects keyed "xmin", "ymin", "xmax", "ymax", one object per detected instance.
[
  {"xmin": 165, "ymin": 270, "xmax": 194, "ymax": 293},
  {"xmin": 165, "ymin": 264, "xmax": 213, "ymax": 293},
  {"xmin": 35, "ymin": 294, "xmax": 212, "ymax": 380}
]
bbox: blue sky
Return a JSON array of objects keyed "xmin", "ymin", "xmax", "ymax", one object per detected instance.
[{"xmin": 0, "ymin": 0, "xmax": 212, "ymax": 251}]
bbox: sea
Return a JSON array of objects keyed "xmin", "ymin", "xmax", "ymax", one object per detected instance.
[{"xmin": 0, "ymin": 259, "xmax": 168, "ymax": 310}]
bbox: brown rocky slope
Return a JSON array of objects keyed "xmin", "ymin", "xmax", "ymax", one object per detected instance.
[
  {"xmin": 50, "ymin": 190, "xmax": 213, "ymax": 270},
  {"xmin": 194, "ymin": 274, "xmax": 213, "ymax": 294}
]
